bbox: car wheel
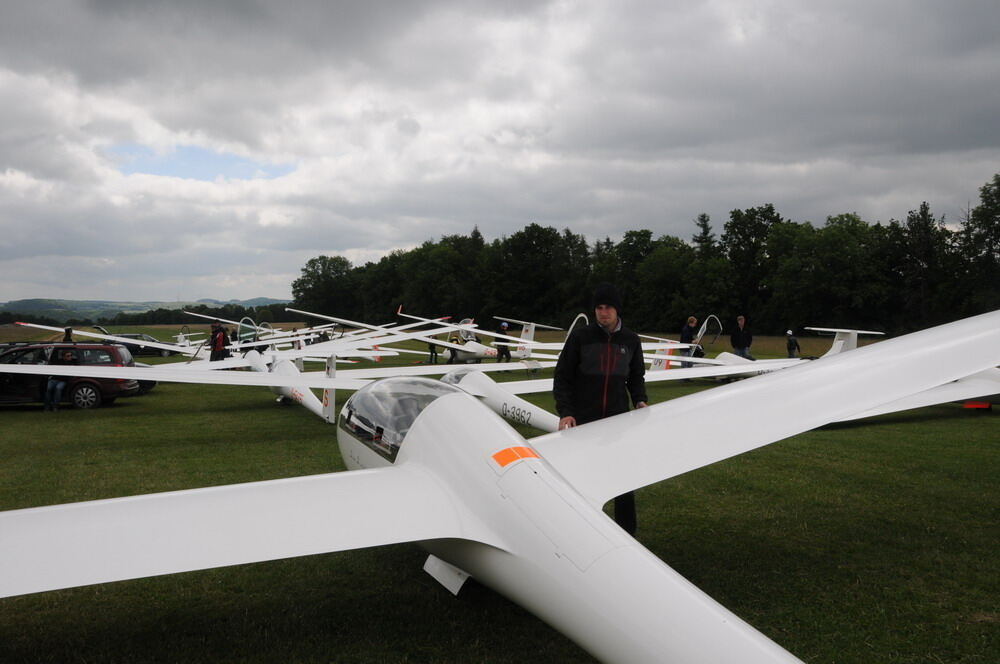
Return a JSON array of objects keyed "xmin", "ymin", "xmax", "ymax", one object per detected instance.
[{"xmin": 70, "ymin": 383, "xmax": 103, "ymax": 409}]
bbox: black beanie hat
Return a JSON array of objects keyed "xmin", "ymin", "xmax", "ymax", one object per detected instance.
[{"xmin": 591, "ymin": 283, "xmax": 623, "ymax": 314}]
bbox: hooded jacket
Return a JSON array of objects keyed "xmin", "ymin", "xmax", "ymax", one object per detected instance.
[{"xmin": 553, "ymin": 320, "xmax": 647, "ymax": 425}]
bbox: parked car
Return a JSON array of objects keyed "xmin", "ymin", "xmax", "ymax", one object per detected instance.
[
  {"xmin": 113, "ymin": 333, "xmax": 177, "ymax": 357},
  {"xmin": 0, "ymin": 342, "xmax": 141, "ymax": 409}
]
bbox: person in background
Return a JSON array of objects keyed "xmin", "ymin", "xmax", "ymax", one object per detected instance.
[
  {"xmin": 208, "ymin": 321, "xmax": 228, "ymax": 361},
  {"xmin": 679, "ymin": 316, "xmax": 699, "ymax": 368},
  {"xmin": 553, "ymin": 283, "xmax": 647, "ymax": 535},
  {"xmin": 495, "ymin": 321, "xmax": 512, "ymax": 363},
  {"xmin": 730, "ymin": 315, "xmax": 754, "ymax": 360},
  {"xmin": 786, "ymin": 330, "xmax": 801, "ymax": 358},
  {"xmin": 44, "ymin": 349, "xmax": 76, "ymax": 411},
  {"xmin": 427, "ymin": 336, "xmax": 439, "ymax": 364}
]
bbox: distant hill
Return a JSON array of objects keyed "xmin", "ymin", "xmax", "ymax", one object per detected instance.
[
  {"xmin": 195, "ymin": 297, "xmax": 287, "ymax": 308},
  {"xmin": 0, "ymin": 298, "xmax": 288, "ymax": 323}
]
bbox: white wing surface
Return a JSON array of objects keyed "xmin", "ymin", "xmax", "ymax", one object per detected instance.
[
  {"xmin": 16, "ymin": 322, "xmax": 199, "ymax": 356},
  {"xmin": 838, "ymin": 367, "xmax": 1000, "ymax": 421},
  {"xmin": 532, "ymin": 309, "xmax": 1000, "ymax": 507},
  {"xmin": 0, "ymin": 465, "xmax": 498, "ymax": 599},
  {"xmin": 492, "ymin": 360, "xmax": 804, "ymax": 396},
  {"xmin": 0, "ymin": 359, "xmax": 557, "ymax": 391},
  {"xmin": 0, "ymin": 364, "xmax": 370, "ymax": 390},
  {"xmin": 334, "ymin": 360, "xmax": 557, "ymax": 380}
]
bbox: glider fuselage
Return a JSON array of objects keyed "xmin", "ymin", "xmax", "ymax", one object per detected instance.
[{"xmin": 336, "ymin": 385, "xmax": 800, "ymax": 663}]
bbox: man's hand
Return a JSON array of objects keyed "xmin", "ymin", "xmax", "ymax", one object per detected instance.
[
  {"xmin": 558, "ymin": 416, "xmax": 577, "ymax": 430},
  {"xmin": 636, "ymin": 402, "xmax": 648, "ymax": 408}
]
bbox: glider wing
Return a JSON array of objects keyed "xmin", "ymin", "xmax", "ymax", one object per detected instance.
[
  {"xmin": 0, "ymin": 364, "xmax": 370, "ymax": 391},
  {"xmin": 531, "ymin": 310, "xmax": 1000, "ymax": 507},
  {"xmin": 838, "ymin": 367, "xmax": 1000, "ymax": 421},
  {"xmin": 0, "ymin": 465, "xmax": 498, "ymax": 599},
  {"xmin": 15, "ymin": 322, "xmax": 198, "ymax": 357}
]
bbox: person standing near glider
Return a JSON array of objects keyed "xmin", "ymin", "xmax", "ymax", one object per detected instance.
[
  {"xmin": 553, "ymin": 283, "xmax": 647, "ymax": 534},
  {"xmin": 495, "ymin": 321, "xmax": 512, "ymax": 362},
  {"xmin": 680, "ymin": 315, "xmax": 699, "ymax": 368},
  {"xmin": 786, "ymin": 329, "xmax": 801, "ymax": 358},
  {"xmin": 730, "ymin": 314, "xmax": 754, "ymax": 360},
  {"xmin": 208, "ymin": 321, "xmax": 228, "ymax": 361}
]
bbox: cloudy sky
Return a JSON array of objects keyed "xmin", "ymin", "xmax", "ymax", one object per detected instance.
[{"xmin": 1, "ymin": 0, "xmax": 998, "ymax": 303}]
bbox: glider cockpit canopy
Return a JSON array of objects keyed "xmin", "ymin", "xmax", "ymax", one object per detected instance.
[
  {"xmin": 457, "ymin": 318, "xmax": 478, "ymax": 343},
  {"xmin": 439, "ymin": 366, "xmax": 479, "ymax": 385},
  {"xmin": 339, "ymin": 377, "xmax": 462, "ymax": 462}
]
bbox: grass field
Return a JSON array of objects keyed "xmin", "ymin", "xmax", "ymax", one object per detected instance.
[{"xmin": 0, "ymin": 324, "xmax": 996, "ymax": 663}]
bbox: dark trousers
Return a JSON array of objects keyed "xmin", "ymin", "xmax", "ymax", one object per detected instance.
[{"xmin": 614, "ymin": 491, "xmax": 636, "ymax": 536}]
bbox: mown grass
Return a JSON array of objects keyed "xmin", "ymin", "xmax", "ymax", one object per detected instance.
[{"xmin": 0, "ymin": 325, "xmax": 996, "ymax": 663}]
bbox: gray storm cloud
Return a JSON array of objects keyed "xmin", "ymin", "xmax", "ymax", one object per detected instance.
[{"xmin": 0, "ymin": 0, "xmax": 998, "ymax": 300}]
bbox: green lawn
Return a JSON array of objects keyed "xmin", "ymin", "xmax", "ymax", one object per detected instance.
[{"xmin": 0, "ymin": 325, "xmax": 996, "ymax": 663}]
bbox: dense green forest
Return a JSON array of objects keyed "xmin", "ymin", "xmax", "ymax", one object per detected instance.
[{"xmin": 289, "ymin": 174, "xmax": 1000, "ymax": 335}]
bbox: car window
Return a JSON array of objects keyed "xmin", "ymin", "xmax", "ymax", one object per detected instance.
[
  {"xmin": 81, "ymin": 349, "xmax": 114, "ymax": 365},
  {"xmin": 54, "ymin": 349, "xmax": 79, "ymax": 361},
  {"xmin": 1, "ymin": 348, "xmax": 48, "ymax": 364}
]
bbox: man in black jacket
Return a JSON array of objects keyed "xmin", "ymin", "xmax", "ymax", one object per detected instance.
[
  {"xmin": 730, "ymin": 314, "xmax": 754, "ymax": 360},
  {"xmin": 553, "ymin": 283, "xmax": 647, "ymax": 535}
]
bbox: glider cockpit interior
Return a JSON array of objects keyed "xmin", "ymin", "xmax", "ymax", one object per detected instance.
[{"xmin": 339, "ymin": 377, "xmax": 462, "ymax": 465}]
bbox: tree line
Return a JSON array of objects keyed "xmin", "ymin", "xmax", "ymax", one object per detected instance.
[{"xmin": 291, "ymin": 174, "xmax": 1000, "ymax": 336}]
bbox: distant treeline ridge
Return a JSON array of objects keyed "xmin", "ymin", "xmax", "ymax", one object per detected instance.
[{"xmin": 290, "ymin": 174, "xmax": 1000, "ymax": 336}]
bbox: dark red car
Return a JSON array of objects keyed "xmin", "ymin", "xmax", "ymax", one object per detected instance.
[{"xmin": 0, "ymin": 342, "xmax": 141, "ymax": 409}]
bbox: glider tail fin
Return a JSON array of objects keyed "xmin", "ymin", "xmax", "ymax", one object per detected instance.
[
  {"xmin": 804, "ymin": 327, "xmax": 885, "ymax": 357},
  {"xmin": 322, "ymin": 355, "xmax": 337, "ymax": 422},
  {"xmin": 517, "ymin": 322, "xmax": 536, "ymax": 355}
]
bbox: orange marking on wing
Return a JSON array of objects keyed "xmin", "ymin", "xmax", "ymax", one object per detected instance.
[
  {"xmin": 492, "ymin": 448, "xmax": 520, "ymax": 467},
  {"xmin": 492, "ymin": 446, "xmax": 539, "ymax": 467}
]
